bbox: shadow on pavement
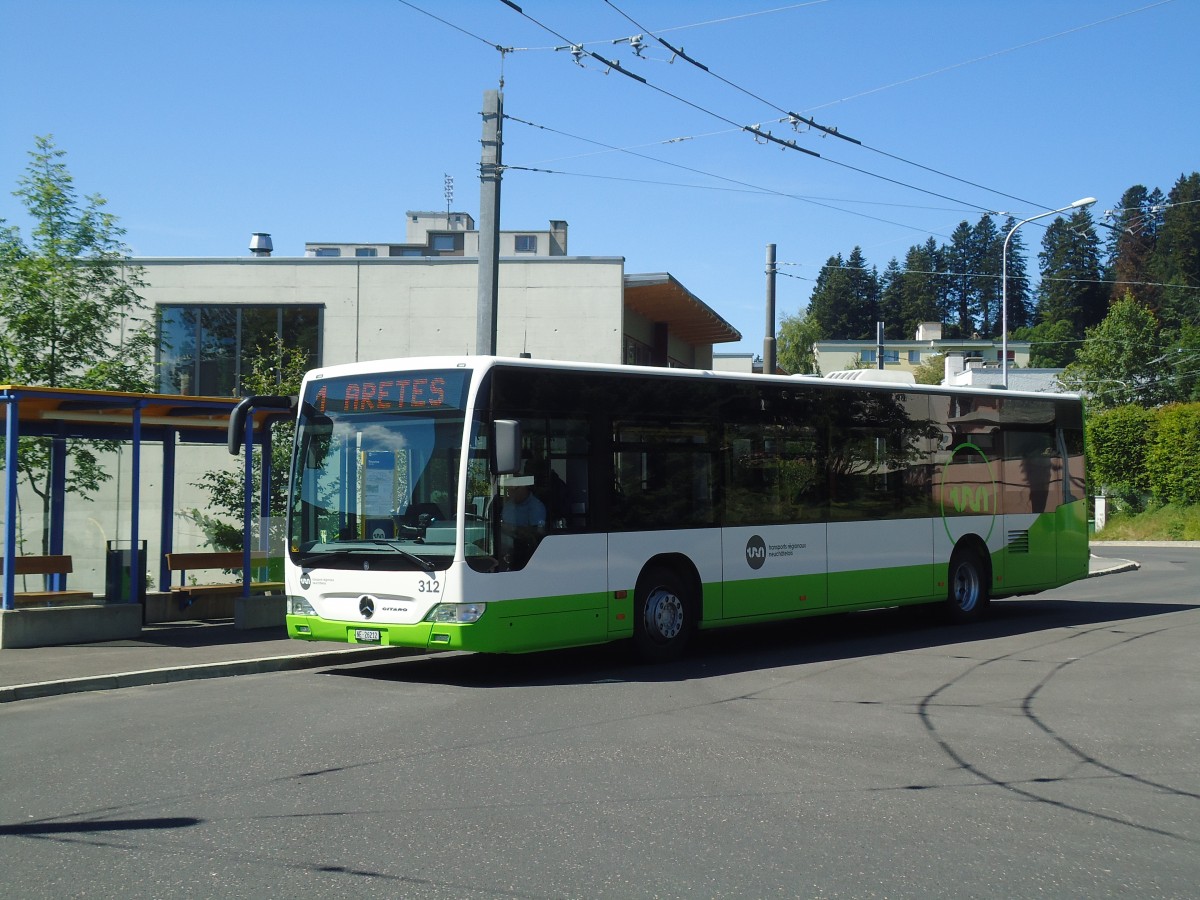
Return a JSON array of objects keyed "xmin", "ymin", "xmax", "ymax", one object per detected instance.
[{"xmin": 324, "ymin": 596, "xmax": 1200, "ymax": 690}]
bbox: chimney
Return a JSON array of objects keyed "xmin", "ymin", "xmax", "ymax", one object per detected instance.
[
  {"xmin": 249, "ymin": 233, "xmax": 273, "ymax": 257},
  {"xmin": 549, "ymin": 220, "xmax": 568, "ymax": 256}
]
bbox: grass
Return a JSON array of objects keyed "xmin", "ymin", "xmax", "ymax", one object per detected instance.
[{"xmin": 1094, "ymin": 502, "xmax": 1200, "ymax": 541}]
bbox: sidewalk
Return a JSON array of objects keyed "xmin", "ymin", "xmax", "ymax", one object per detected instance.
[
  {"xmin": 0, "ymin": 551, "xmax": 1145, "ymax": 704},
  {"xmin": 0, "ymin": 622, "xmax": 416, "ymax": 703}
]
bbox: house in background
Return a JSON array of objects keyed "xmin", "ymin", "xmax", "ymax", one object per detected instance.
[{"xmin": 813, "ymin": 322, "xmax": 1032, "ymax": 379}]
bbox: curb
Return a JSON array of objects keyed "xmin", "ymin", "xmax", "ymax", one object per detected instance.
[
  {"xmin": 1088, "ymin": 559, "xmax": 1140, "ymax": 578},
  {"xmin": 0, "ymin": 645, "xmax": 416, "ymax": 704}
]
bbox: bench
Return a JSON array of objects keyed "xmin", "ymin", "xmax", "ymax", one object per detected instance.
[
  {"xmin": 0, "ymin": 555, "xmax": 94, "ymax": 607},
  {"xmin": 165, "ymin": 551, "xmax": 284, "ymax": 608}
]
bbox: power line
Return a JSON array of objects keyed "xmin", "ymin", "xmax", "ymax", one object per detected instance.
[
  {"xmin": 498, "ymin": 0, "xmax": 1009, "ymax": 216},
  {"xmin": 504, "ymin": 113, "xmax": 961, "ymax": 236}
]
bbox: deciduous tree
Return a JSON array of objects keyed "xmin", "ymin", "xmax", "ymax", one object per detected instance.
[{"xmin": 0, "ymin": 136, "xmax": 155, "ymax": 552}]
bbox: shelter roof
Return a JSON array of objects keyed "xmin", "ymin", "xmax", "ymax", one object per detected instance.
[
  {"xmin": 623, "ymin": 273, "xmax": 742, "ymax": 346},
  {"xmin": 0, "ymin": 385, "xmax": 280, "ymax": 443}
]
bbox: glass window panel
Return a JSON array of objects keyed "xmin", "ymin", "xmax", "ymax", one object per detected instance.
[
  {"xmin": 240, "ymin": 306, "xmax": 279, "ymax": 390},
  {"xmin": 157, "ymin": 306, "xmax": 198, "ymax": 394},
  {"xmin": 283, "ymin": 306, "xmax": 322, "ymax": 371},
  {"xmin": 198, "ymin": 307, "xmax": 238, "ymax": 395}
]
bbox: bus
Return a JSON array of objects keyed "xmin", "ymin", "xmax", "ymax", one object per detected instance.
[{"xmin": 238, "ymin": 356, "xmax": 1088, "ymax": 661}]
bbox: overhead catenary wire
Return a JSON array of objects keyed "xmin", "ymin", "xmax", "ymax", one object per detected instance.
[
  {"xmin": 598, "ymin": 0, "xmax": 1118, "ymax": 216},
  {"xmin": 503, "ymin": 114, "xmax": 969, "ymax": 237},
  {"xmin": 498, "ymin": 0, "xmax": 1013, "ymax": 216}
]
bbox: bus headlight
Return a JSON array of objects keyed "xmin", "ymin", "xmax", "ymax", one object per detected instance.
[
  {"xmin": 288, "ymin": 595, "xmax": 316, "ymax": 616},
  {"xmin": 427, "ymin": 603, "xmax": 486, "ymax": 624}
]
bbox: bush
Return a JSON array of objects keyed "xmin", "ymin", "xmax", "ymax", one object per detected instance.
[
  {"xmin": 1145, "ymin": 402, "xmax": 1200, "ymax": 505},
  {"xmin": 1087, "ymin": 404, "xmax": 1155, "ymax": 505}
]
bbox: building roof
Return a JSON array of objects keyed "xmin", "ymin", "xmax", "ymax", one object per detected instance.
[{"xmin": 623, "ymin": 273, "xmax": 742, "ymax": 346}]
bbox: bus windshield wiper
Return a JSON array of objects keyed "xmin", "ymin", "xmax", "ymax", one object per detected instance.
[
  {"xmin": 298, "ymin": 542, "xmax": 434, "ymax": 572},
  {"xmin": 369, "ymin": 540, "xmax": 435, "ymax": 572}
]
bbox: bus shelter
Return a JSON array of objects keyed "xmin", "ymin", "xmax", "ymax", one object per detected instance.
[{"xmin": 0, "ymin": 385, "xmax": 282, "ymax": 648}]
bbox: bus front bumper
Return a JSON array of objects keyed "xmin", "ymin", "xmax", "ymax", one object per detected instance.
[{"xmin": 286, "ymin": 593, "xmax": 609, "ymax": 654}]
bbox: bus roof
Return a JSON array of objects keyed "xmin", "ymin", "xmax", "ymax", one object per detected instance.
[{"xmin": 301, "ymin": 356, "xmax": 1081, "ymax": 403}]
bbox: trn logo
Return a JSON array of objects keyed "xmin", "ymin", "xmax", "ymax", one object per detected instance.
[
  {"xmin": 939, "ymin": 441, "xmax": 998, "ymax": 544},
  {"xmin": 745, "ymin": 535, "xmax": 767, "ymax": 570},
  {"xmin": 948, "ymin": 484, "xmax": 992, "ymax": 514}
]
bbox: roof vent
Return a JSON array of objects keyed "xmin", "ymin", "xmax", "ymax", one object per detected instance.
[{"xmin": 249, "ymin": 233, "xmax": 273, "ymax": 257}]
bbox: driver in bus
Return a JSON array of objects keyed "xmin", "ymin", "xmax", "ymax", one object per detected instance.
[{"xmin": 499, "ymin": 474, "xmax": 547, "ymax": 569}]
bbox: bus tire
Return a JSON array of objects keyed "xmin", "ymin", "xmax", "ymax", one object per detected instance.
[
  {"xmin": 945, "ymin": 546, "xmax": 990, "ymax": 623},
  {"xmin": 633, "ymin": 565, "xmax": 695, "ymax": 662}
]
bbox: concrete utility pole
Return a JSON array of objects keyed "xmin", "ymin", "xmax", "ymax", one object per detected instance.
[
  {"xmin": 763, "ymin": 244, "xmax": 777, "ymax": 375},
  {"xmin": 476, "ymin": 90, "xmax": 503, "ymax": 356},
  {"xmin": 876, "ymin": 321, "xmax": 885, "ymax": 370}
]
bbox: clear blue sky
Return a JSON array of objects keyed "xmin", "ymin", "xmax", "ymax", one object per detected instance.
[{"xmin": 2, "ymin": 0, "xmax": 1195, "ymax": 356}]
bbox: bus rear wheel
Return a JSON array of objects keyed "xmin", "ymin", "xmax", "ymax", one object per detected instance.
[
  {"xmin": 946, "ymin": 546, "xmax": 990, "ymax": 623},
  {"xmin": 633, "ymin": 565, "xmax": 694, "ymax": 662}
]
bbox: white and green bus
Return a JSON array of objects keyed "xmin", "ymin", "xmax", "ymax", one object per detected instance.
[{"xmin": 257, "ymin": 356, "xmax": 1087, "ymax": 661}]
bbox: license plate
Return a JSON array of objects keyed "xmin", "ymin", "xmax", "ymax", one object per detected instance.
[{"xmin": 354, "ymin": 629, "xmax": 381, "ymax": 644}]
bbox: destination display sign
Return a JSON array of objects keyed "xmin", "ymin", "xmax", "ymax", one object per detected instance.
[{"xmin": 307, "ymin": 369, "xmax": 470, "ymax": 415}]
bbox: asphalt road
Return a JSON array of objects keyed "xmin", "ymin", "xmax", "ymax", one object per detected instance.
[{"xmin": 1, "ymin": 547, "xmax": 1197, "ymax": 899}]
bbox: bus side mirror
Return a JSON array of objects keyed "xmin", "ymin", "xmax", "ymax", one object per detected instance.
[{"xmin": 494, "ymin": 419, "xmax": 522, "ymax": 475}]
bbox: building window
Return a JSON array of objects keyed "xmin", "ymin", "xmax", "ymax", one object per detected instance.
[
  {"xmin": 515, "ymin": 235, "xmax": 537, "ymax": 253},
  {"xmin": 908, "ymin": 350, "xmax": 923, "ymax": 364},
  {"xmin": 861, "ymin": 350, "xmax": 899, "ymax": 365},
  {"xmin": 314, "ymin": 247, "xmax": 341, "ymax": 257},
  {"xmin": 355, "ymin": 247, "xmax": 377, "ymax": 257},
  {"xmin": 431, "ymin": 234, "xmax": 457, "ymax": 253},
  {"xmin": 158, "ymin": 304, "xmax": 322, "ymax": 396}
]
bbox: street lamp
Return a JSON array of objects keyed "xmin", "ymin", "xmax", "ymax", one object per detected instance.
[{"xmin": 1001, "ymin": 196, "xmax": 1096, "ymax": 387}]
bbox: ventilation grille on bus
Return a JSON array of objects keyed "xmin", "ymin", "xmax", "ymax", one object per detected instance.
[{"xmin": 1006, "ymin": 530, "xmax": 1031, "ymax": 554}]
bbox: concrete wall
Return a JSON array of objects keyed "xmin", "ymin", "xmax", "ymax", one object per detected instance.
[{"xmin": 136, "ymin": 256, "xmax": 626, "ymax": 367}]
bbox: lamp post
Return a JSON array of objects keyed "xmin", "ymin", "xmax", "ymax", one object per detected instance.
[{"xmin": 1001, "ymin": 196, "xmax": 1096, "ymax": 387}]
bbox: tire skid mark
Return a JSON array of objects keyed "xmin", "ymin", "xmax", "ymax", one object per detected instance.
[{"xmin": 918, "ymin": 622, "xmax": 1197, "ymax": 843}]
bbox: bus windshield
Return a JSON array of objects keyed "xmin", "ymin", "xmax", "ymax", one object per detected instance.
[{"xmin": 288, "ymin": 368, "xmax": 473, "ymax": 571}]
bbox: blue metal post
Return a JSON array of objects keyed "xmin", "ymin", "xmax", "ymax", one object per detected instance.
[
  {"xmin": 242, "ymin": 412, "xmax": 254, "ymax": 598},
  {"xmin": 2, "ymin": 393, "xmax": 18, "ymax": 611},
  {"xmin": 49, "ymin": 435, "xmax": 68, "ymax": 590},
  {"xmin": 128, "ymin": 403, "xmax": 142, "ymax": 604},
  {"xmin": 159, "ymin": 430, "xmax": 175, "ymax": 591}
]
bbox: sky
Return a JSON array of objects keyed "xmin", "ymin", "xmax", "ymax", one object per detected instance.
[{"xmin": 2, "ymin": 0, "xmax": 1196, "ymax": 357}]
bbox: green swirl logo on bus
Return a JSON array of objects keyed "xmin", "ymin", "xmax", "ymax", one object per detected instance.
[{"xmin": 939, "ymin": 441, "xmax": 997, "ymax": 545}]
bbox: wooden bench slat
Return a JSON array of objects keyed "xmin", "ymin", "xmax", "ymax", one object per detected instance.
[
  {"xmin": 1, "ymin": 555, "xmax": 74, "ymax": 576},
  {"xmin": 14, "ymin": 590, "xmax": 93, "ymax": 607}
]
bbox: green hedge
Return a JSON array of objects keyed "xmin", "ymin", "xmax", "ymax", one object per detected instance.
[
  {"xmin": 1088, "ymin": 402, "xmax": 1200, "ymax": 507},
  {"xmin": 1146, "ymin": 403, "xmax": 1200, "ymax": 505}
]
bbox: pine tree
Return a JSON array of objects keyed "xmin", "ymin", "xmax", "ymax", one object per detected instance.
[
  {"xmin": 972, "ymin": 214, "xmax": 1002, "ymax": 336},
  {"xmin": 944, "ymin": 221, "xmax": 977, "ymax": 336},
  {"xmin": 1035, "ymin": 209, "xmax": 1105, "ymax": 337},
  {"xmin": 805, "ymin": 253, "xmax": 849, "ymax": 338},
  {"xmin": 805, "ymin": 248, "xmax": 879, "ymax": 339},
  {"xmin": 999, "ymin": 216, "xmax": 1034, "ymax": 332},
  {"xmin": 842, "ymin": 247, "xmax": 880, "ymax": 339},
  {"xmin": 1149, "ymin": 172, "xmax": 1200, "ymax": 330},
  {"xmin": 1104, "ymin": 184, "xmax": 1162, "ymax": 309},
  {"xmin": 898, "ymin": 238, "xmax": 948, "ymax": 336},
  {"xmin": 878, "ymin": 258, "xmax": 904, "ymax": 338}
]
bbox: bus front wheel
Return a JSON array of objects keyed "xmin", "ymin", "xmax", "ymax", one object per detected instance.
[
  {"xmin": 633, "ymin": 565, "xmax": 695, "ymax": 662},
  {"xmin": 946, "ymin": 547, "xmax": 990, "ymax": 623}
]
